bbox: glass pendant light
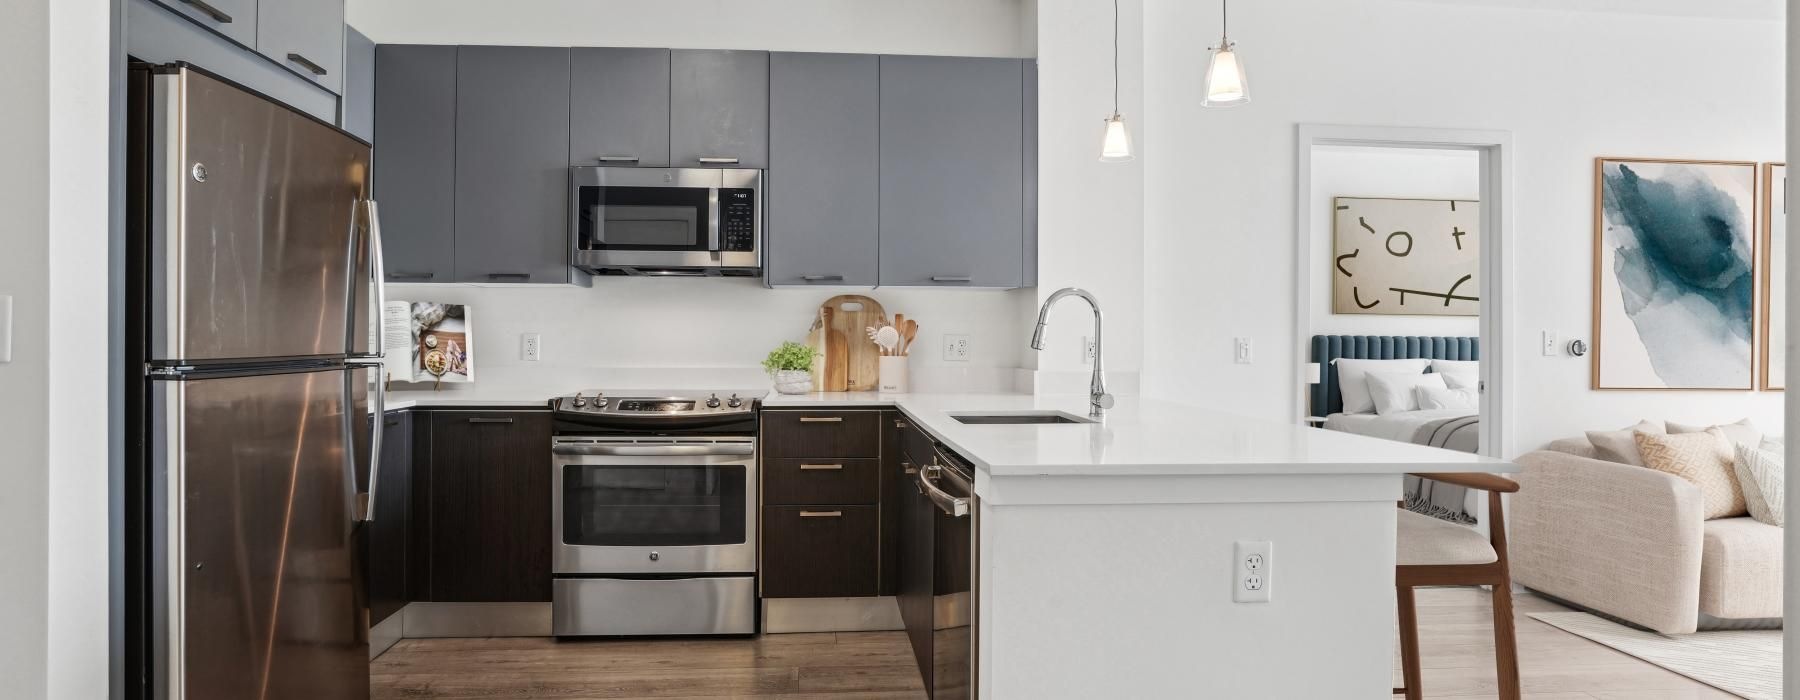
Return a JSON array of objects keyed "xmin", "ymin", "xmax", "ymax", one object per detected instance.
[
  {"xmin": 1099, "ymin": 0, "xmax": 1133, "ymax": 162},
  {"xmin": 1203, "ymin": 0, "xmax": 1250, "ymax": 107}
]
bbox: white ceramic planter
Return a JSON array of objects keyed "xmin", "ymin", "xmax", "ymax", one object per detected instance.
[
  {"xmin": 878, "ymin": 356, "xmax": 909, "ymax": 393},
  {"xmin": 773, "ymin": 369, "xmax": 814, "ymax": 395}
]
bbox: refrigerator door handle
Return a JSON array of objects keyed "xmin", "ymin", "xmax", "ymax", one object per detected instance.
[
  {"xmin": 349, "ymin": 361, "xmax": 386, "ymax": 522},
  {"xmin": 349, "ymin": 199, "xmax": 387, "ymax": 362}
]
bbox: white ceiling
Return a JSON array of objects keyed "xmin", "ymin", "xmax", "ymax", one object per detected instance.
[{"xmin": 1400, "ymin": 0, "xmax": 1780, "ymax": 21}]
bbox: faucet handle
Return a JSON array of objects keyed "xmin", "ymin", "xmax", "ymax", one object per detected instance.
[{"xmin": 1091, "ymin": 393, "xmax": 1115, "ymax": 411}]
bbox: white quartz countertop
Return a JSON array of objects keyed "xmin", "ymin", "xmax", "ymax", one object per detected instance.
[{"xmin": 764, "ymin": 392, "xmax": 1514, "ymax": 477}]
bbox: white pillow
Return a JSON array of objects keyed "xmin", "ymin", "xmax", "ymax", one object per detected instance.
[
  {"xmin": 1366, "ymin": 371, "xmax": 1448, "ymax": 415},
  {"xmin": 1414, "ymin": 385, "xmax": 1478, "ymax": 410},
  {"xmin": 1333, "ymin": 358, "xmax": 1430, "ymax": 414},
  {"xmin": 1429, "ymin": 359, "xmax": 1478, "ymax": 375},
  {"xmin": 1440, "ymin": 372, "xmax": 1479, "ymax": 391},
  {"xmin": 1670, "ymin": 418, "xmax": 1762, "ymax": 449},
  {"xmin": 1733, "ymin": 442, "xmax": 1785, "ymax": 527}
]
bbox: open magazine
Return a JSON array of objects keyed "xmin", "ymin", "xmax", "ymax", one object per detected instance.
[{"xmin": 381, "ymin": 301, "xmax": 475, "ymax": 384}]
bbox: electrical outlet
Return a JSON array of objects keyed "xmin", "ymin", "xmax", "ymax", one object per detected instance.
[
  {"xmin": 942, "ymin": 334, "xmax": 971, "ymax": 362},
  {"xmin": 1541, "ymin": 330, "xmax": 1558, "ymax": 356},
  {"xmin": 1234, "ymin": 337, "xmax": 1254, "ymax": 365},
  {"xmin": 1234, "ymin": 540, "xmax": 1272, "ymax": 603},
  {"xmin": 1082, "ymin": 336, "xmax": 1097, "ymax": 365},
  {"xmin": 521, "ymin": 333, "xmax": 542, "ymax": 362}
]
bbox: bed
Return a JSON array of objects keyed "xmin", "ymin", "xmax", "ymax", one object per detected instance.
[{"xmin": 1311, "ymin": 335, "xmax": 1481, "ymax": 522}]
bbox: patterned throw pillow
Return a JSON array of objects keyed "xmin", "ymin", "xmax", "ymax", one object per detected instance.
[
  {"xmin": 1634, "ymin": 428, "xmax": 1747, "ymax": 520},
  {"xmin": 1733, "ymin": 443, "xmax": 1785, "ymax": 527}
]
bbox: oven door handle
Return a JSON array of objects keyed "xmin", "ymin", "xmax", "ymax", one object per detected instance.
[{"xmin": 552, "ymin": 444, "xmax": 755, "ymax": 457}]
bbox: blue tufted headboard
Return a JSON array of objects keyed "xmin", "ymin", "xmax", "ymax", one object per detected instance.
[{"xmin": 1310, "ymin": 335, "xmax": 1478, "ymax": 417}]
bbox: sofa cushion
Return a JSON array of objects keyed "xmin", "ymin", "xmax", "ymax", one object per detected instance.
[
  {"xmin": 1733, "ymin": 443, "xmax": 1785, "ymax": 527},
  {"xmin": 1700, "ymin": 518, "xmax": 1784, "ymax": 620},
  {"xmin": 1670, "ymin": 417, "xmax": 1763, "ymax": 449},
  {"xmin": 1636, "ymin": 429, "xmax": 1747, "ymax": 519},
  {"xmin": 1545, "ymin": 437, "xmax": 1599, "ymax": 460},
  {"xmin": 1396, "ymin": 510, "xmax": 1496, "ymax": 566},
  {"xmin": 1584, "ymin": 420, "xmax": 1666, "ymax": 466}
]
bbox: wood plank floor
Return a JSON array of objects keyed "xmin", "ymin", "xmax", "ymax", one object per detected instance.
[{"xmin": 371, "ymin": 587, "xmax": 1743, "ymax": 699}]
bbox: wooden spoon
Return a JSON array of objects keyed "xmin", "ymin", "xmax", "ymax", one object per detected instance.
[{"xmin": 903, "ymin": 319, "xmax": 919, "ymax": 356}]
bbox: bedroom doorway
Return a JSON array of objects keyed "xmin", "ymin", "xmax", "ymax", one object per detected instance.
[{"xmin": 1294, "ymin": 125, "xmax": 1515, "ymax": 463}]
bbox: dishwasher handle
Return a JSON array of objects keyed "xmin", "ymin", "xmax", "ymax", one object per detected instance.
[
  {"xmin": 552, "ymin": 443, "xmax": 755, "ymax": 457},
  {"xmin": 917, "ymin": 465, "xmax": 970, "ymax": 518}
]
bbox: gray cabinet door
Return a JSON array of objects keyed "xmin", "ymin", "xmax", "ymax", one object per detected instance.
[
  {"xmin": 570, "ymin": 47, "xmax": 671, "ymax": 167},
  {"xmin": 152, "ymin": 0, "xmax": 257, "ymax": 47},
  {"xmin": 255, "ymin": 0, "xmax": 344, "ymax": 94},
  {"xmin": 372, "ymin": 44, "xmax": 456, "ymax": 283},
  {"xmin": 766, "ymin": 52, "xmax": 879, "ymax": 288},
  {"xmin": 1022, "ymin": 59, "xmax": 1038, "ymax": 288},
  {"xmin": 879, "ymin": 56, "xmax": 1024, "ymax": 288},
  {"xmin": 341, "ymin": 26, "xmax": 374, "ymax": 142},
  {"xmin": 670, "ymin": 49, "xmax": 769, "ymax": 169},
  {"xmin": 453, "ymin": 46, "xmax": 573, "ymax": 284}
]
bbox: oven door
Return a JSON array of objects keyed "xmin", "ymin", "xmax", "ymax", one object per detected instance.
[{"xmin": 552, "ymin": 437, "xmax": 756, "ymax": 574}]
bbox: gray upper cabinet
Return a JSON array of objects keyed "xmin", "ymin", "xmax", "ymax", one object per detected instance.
[
  {"xmin": 570, "ymin": 48, "xmax": 671, "ymax": 167},
  {"xmin": 341, "ymin": 26, "xmax": 374, "ymax": 142},
  {"xmin": 1022, "ymin": 60, "xmax": 1038, "ymax": 288},
  {"xmin": 256, "ymin": 0, "xmax": 344, "ymax": 94},
  {"xmin": 153, "ymin": 0, "xmax": 258, "ymax": 47},
  {"xmin": 373, "ymin": 44, "xmax": 457, "ymax": 283},
  {"xmin": 879, "ymin": 55, "xmax": 1024, "ymax": 288},
  {"xmin": 670, "ymin": 50, "xmax": 769, "ymax": 169},
  {"xmin": 766, "ymin": 52, "xmax": 879, "ymax": 288},
  {"xmin": 453, "ymin": 46, "xmax": 575, "ymax": 284}
]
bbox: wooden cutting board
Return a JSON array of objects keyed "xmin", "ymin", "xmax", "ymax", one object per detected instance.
[{"xmin": 808, "ymin": 294, "xmax": 885, "ymax": 392}]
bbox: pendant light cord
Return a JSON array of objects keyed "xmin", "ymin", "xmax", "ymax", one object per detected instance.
[
  {"xmin": 1223, "ymin": 0, "xmax": 1229, "ymax": 41},
  {"xmin": 1112, "ymin": 0, "xmax": 1120, "ymax": 115}
]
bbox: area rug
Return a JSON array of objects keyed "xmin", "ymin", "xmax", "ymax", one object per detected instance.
[{"xmin": 1527, "ymin": 611, "xmax": 1779, "ymax": 699}]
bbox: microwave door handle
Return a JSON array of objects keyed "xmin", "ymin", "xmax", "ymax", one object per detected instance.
[{"xmin": 707, "ymin": 187, "xmax": 721, "ymax": 253}]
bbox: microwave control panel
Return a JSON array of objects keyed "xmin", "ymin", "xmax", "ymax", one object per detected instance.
[{"xmin": 720, "ymin": 188, "xmax": 756, "ymax": 252}]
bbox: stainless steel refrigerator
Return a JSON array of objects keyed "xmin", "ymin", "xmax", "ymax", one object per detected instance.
[{"xmin": 129, "ymin": 62, "xmax": 387, "ymax": 700}]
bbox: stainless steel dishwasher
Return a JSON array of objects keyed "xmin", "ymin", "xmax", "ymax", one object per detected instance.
[{"xmin": 902, "ymin": 441, "xmax": 979, "ymax": 699}]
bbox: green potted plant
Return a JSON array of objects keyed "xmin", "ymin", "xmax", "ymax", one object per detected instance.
[{"xmin": 763, "ymin": 341, "xmax": 819, "ymax": 395}]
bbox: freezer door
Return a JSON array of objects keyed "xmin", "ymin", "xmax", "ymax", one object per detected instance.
[
  {"xmin": 149, "ymin": 66, "xmax": 372, "ymax": 364},
  {"xmin": 155, "ymin": 368, "xmax": 368, "ymax": 700}
]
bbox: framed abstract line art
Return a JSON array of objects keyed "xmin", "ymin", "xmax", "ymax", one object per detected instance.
[
  {"xmin": 1593, "ymin": 158, "xmax": 1758, "ymax": 390},
  {"xmin": 1761, "ymin": 162, "xmax": 1785, "ymax": 391},
  {"xmin": 1331, "ymin": 197, "xmax": 1480, "ymax": 316}
]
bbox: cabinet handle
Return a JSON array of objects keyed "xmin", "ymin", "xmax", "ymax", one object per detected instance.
[
  {"xmin": 798, "ymin": 416, "xmax": 843, "ymax": 423},
  {"xmin": 384, "ymin": 418, "xmax": 402, "ymax": 427},
  {"xmin": 697, "ymin": 157, "xmax": 740, "ymax": 165},
  {"xmin": 467, "ymin": 417, "xmax": 515, "ymax": 424},
  {"xmin": 286, "ymin": 53, "xmax": 329, "ymax": 76},
  {"xmin": 487, "ymin": 273, "xmax": 531, "ymax": 281},
  {"xmin": 388, "ymin": 271, "xmax": 435, "ymax": 280},
  {"xmin": 894, "ymin": 420, "xmax": 908, "ymax": 429},
  {"xmin": 798, "ymin": 510, "xmax": 843, "ymax": 518},
  {"xmin": 179, "ymin": 0, "xmax": 233, "ymax": 23},
  {"xmin": 902, "ymin": 461, "xmax": 918, "ymax": 475},
  {"xmin": 931, "ymin": 275, "xmax": 973, "ymax": 283},
  {"xmin": 597, "ymin": 155, "xmax": 640, "ymax": 163},
  {"xmin": 798, "ymin": 463, "xmax": 843, "ymax": 471},
  {"xmin": 801, "ymin": 275, "xmax": 844, "ymax": 282}
]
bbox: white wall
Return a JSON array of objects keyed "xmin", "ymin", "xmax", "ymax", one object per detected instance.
[
  {"xmin": 0, "ymin": 0, "xmax": 111, "ymax": 696},
  {"xmin": 1143, "ymin": 0, "xmax": 1785, "ymax": 453},
  {"xmin": 1308, "ymin": 145, "xmax": 1480, "ymax": 338},
  {"xmin": 348, "ymin": 0, "xmax": 1034, "ymax": 57}
]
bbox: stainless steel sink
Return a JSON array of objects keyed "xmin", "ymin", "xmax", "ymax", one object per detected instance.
[{"xmin": 949, "ymin": 412, "xmax": 1094, "ymax": 425}]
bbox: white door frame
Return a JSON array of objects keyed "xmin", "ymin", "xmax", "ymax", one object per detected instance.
[{"xmin": 1294, "ymin": 124, "xmax": 1517, "ymax": 459}]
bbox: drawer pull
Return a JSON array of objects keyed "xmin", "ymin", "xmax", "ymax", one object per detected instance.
[
  {"xmin": 179, "ymin": 0, "xmax": 233, "ymax": 23},
  {"xmin": 698, "ymin": 157, "xmax": 741, "ymax": 164},
  {"xmin": 799, "ymin": 463, "xmax": 843, "ymax": 471},
  {"xmin": 597, "ymin": 155, "xmax": 640, "ymax": 162},
  {"xmin": 798, "ymin": 416, "xmax": 843, "ymax": 423},
  {"xmin": 894, "ymin": 420, "xmax": 908, "ymax": 429},
  {"xmin": 387, "ymin": 271, "xmax": 435, "ymax": 280},
  {"xmin": 902, "ymin": 461, "xmax": 918, "ymax": 475},
  {"xmin": 801, "ymin": 275, "xmax": 844, "ymax": 282},
  {"xmin": 467, "ymin": 417, "xmax": 515, "ymax": 424},
  {"xmin": 931, "ymin": 275, "xmax": 973, "ymax": 283},
  {"xmin": 286, "ymin": 52, "xmax": 329, "ymax": 76},
  {"xmin": 798, "ymin": 510, "xmax": 843, "ymax": 518}
]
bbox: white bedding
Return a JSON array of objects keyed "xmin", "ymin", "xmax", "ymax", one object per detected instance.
[{"xmin": 1324, "ymin": 409, "xmax": 1477, "ymax": 442}]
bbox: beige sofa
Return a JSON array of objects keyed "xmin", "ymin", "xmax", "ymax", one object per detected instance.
[{"xmin": 1510, "ymin": 438, "xmax": 1782, "ymax": 634}]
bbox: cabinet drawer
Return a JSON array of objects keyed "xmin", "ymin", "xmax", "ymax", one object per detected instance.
[
  {"xmin": 761, "ymin": 411, "xmax": 881, "ymax": 458},
  {"xmin": 761, "ymin": 505, "xmax": 879, "ymax": 598},
  {"xmin": 764, "ymin": 458, "xmax": 879, "ymax": 505}
]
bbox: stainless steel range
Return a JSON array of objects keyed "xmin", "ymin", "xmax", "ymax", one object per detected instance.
[{"xmin": 549, "ymin": 390, "xmax": 764, "ymax": 636}]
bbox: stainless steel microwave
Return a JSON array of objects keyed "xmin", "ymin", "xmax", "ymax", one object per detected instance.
[{"xmin": 570, "ymin": 167, "xmax": 762, "ymax": 276}]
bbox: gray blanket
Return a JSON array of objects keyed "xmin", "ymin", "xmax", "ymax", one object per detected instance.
[{"xmin": 1404, "ymin": 414, "xmax": 1480, "ymax": 524}]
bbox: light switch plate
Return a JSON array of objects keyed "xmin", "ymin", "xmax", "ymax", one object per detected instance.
[
  {"xmin": 1541, "ymin": 330, "xmax": 1558, "ymax": 356},
  {"xmin": 1234, "ymin": 337, "xmax": 1253, "ymax": 364},
  {"xmin": 0, "ymin": 295, "xmax": 11, "ymax": 363},
  {"xmin": 1234, "ymin": 540, "xmax": 1272, "ymax": 603}
]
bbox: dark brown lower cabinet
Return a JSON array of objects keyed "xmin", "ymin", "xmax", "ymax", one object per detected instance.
[
  {"xmin": 424, "ymin": 410, "xmax": 554, "ymax": 602},
  {"xmin": 366, "ymin": 410, "xmax": 412, "ymax": 626},
  {"xmin": 761, "ymin": 505, "xmax": 880, "ymax": 597}
]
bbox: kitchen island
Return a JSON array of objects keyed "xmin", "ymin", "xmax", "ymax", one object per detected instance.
[{"xmin": 764, "ymin": 391, "xmax": 1513, "ymax": 699}]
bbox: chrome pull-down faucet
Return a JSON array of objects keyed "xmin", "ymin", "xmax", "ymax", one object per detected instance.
[{"xmin": 1030, "ymin": 287, "xmax": 1113, "ymax": 417}]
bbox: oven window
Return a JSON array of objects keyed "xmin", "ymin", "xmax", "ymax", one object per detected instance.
[
  {"xmin": 577, "ymin": 185, "xmax": 712, "ymax": 251},
  {"xmin": 562, "ymin": 464, "xmax": 747, "ymax": 546}
]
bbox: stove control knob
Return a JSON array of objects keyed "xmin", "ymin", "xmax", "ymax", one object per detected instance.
[
  {"xmin": 727, "ymin": 394, "xmax": 743, "ymax": 408},
  {"xmin": 572, "ymin": 393, "xmax": 587, "ymax": 408},
  {"xmin": 595, "ymin": 396, "xmax": 608, "ymax": 409},
  {"xmin": 706, "ymin": 393, "xmax": 721, "ymax": 408}
]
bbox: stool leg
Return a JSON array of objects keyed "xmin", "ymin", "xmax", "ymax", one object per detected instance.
[
  {"xmin": 1491, "ymin": 582, "xmax": 1521, "ymax": 700},
  {"xmin": 1396, "ymin": 584, "xmax": 1423, "ymax": 700}
]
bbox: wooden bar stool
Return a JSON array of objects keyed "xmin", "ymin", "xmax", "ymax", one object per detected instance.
[{"xmin": 1393, "ymin": 472, "xmax": 1521, "ymax": 700}]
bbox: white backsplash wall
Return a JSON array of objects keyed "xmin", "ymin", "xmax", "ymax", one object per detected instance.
[{"xmin": 387, "ymin": 279, "xmax": 1033, "ymax": 400}]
